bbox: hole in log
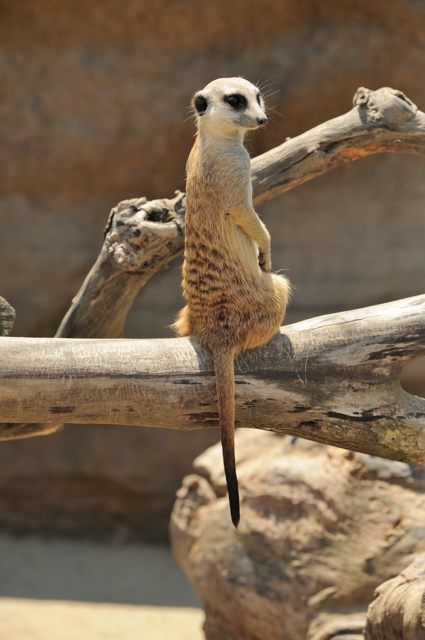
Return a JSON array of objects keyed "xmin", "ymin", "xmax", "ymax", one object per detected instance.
[{"xmin": 400, "ymin": 356, "xmax": 425, "ymax": 399}]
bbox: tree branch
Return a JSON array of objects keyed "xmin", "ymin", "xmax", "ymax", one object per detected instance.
[
  {"xmin": 1, "ymin": 296, "xmax": 424, "ymax": 462},
  {"xmin": 55, "ymin": 192, "xmax": 186, "ymax": 338},
  {"xmin": 56, "ymin": 86, "xmax": 425, "ymax": 340},
  {"xmin": 252, "ymin": 86, "xmax": 425, "ymax": 204},
  {"xmin": 3, "ymin": 86, "xmax": 425, "ymax": 440}
]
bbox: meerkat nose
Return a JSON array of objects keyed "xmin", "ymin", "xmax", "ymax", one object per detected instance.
[{"xmin": 256, "ymin": 117, "xmax": 267, "ymax": 125}]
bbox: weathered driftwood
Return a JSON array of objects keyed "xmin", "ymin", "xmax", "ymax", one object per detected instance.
[
  {"xmin": 365, "ymin": 553, "xmax": 425, "ymax": 639},
  {"xmin": 0, "ymin": 297, "xmax": 15, "ymax": 337},
  {"xmin": 1, "ymin": 296, "xmax": 424, "ymax": 462},
  {"xmin": 2, "ymin": 86, "xmax": 425, "ymax": 441},
  {"xmin": 56, "ymin": 87, "xmax": 425, "ymax": 340},
  {"xmin": 55, "ymin": 192, "xmax": 186, "ymax": 338}
]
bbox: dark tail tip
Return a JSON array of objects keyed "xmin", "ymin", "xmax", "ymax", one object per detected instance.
[{"xmin": 227, "ymin": 474, "xmax": 240, "ymax": 527}]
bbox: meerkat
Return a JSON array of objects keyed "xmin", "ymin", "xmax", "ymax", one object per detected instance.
[{"xmin": 173, "ymin": 77, "xmax": 290, "ymax": 527}]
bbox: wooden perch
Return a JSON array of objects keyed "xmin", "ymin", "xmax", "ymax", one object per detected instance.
[
  {"xmin": 2, "ymin": 86, "xmax": 425, "ymax": 441},
  {"xmin": 1, "ymin": 296, "xmax": 424, "ymax": 463}
]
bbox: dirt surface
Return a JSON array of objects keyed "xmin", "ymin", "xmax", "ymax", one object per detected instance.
[
  {"xmin": 0, "ymin": 600, "xmax": 203, "ymax": 640},
  {"xmin": 0, "ymin": 534, "xmax": 203, "ymax": 640}
]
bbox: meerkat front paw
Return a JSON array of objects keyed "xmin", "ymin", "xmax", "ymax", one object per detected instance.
[{"xmin": 259, "ymin": 250, "xmax": 272, "ymax": 272}]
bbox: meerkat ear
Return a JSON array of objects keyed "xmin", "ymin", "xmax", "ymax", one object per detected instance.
[{"xmin": 193, "ymin": 93, "xmax": 208, "ymax": 115}]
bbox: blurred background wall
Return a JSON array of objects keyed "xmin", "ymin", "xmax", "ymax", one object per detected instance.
[{"xmin": 0, "ymin": 0, "xmax": 424, "ymax": 542}]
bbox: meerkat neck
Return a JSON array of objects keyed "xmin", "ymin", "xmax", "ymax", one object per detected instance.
[{"xmin": 197, "ymin": 127, "xmax": 245, "ymax": 151}]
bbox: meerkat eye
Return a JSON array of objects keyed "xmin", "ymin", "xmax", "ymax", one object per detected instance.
[
  {"xmin": 223, "ymin": 93, "xmax": 248, "ymax": 110},
  {"xmin": 193, "ymin": 93, "xmax": 208, "ymax": 115}
]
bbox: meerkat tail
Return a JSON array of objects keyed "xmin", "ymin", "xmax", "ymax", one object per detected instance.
[{"xmin": 213, "ymin": 347, "xmax": 240, "ymax": 527}]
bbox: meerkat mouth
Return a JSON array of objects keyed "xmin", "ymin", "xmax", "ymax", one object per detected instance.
[
  {"xmin": 244, "ymin": 123, "xmax": 264, "ymax": 130},
  {"xmin": 239, "ymin": 117, "xmax": 266, "ymax": 130}
]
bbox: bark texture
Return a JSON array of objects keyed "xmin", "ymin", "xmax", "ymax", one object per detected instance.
[
  {"xmin": 1, "ymin": 296, "xmax": 424, "ymax": 463},
  {"xmin": 170, "ymin": 430, "xmax": 425, "ymax": 640},
  {"xmin": 56, "ymin": 192, "xmax": 186, "ymax": 339}
]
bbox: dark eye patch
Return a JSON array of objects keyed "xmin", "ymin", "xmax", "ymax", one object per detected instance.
[
  {"xmin": 223, "ymin": 93, "xmax": 248, "ymax": 110},
  {"xmin": 193, "ymin": 93, "xmax": 208, "ymax": 115}
]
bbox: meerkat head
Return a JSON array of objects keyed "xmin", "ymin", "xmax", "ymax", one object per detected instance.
[{"xmin": 192, "ymin": 77, "xmax": 267, "ymax": 137}]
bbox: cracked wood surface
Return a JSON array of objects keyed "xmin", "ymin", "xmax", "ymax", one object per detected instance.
[{"xmin": 0, "ymin": 296, "xmax": 424, "ymax": 463}]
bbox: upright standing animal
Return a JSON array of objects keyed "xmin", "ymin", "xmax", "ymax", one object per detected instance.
[{"xmin": 174, "ymin": 77, "xmax": 290, "ymax": 526}]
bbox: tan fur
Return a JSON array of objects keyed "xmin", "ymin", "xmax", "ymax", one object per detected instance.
[{"xmin": 173, "ymin": 78, "xmax": 290, "ymax": 525}]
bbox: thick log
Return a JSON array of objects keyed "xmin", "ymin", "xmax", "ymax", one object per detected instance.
[
  {"xmin": 0, "ymin": 296, "xmax": 424, "ymax": 462},
  {"xmin": 307, "ymin": 613, "xmax": 365, "ymax": 640}
]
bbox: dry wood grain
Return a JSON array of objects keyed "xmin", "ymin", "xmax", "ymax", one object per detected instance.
[{"xmin": 1, "ymin": 296, "xmax": 424, "ymax": 463}]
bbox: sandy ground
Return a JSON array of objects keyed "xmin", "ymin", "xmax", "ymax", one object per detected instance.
[{"xmin": 0, "ymin": 534, "xmax": 203, "ymax": 639}]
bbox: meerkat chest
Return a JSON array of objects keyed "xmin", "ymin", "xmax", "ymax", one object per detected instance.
[
  {"xmin": 187, "ymin": 149, "xmax": 251, "ymax": 215},
  {"xmin": 184, "ymin": 141, "xmax": 258, "ymax": 271}
]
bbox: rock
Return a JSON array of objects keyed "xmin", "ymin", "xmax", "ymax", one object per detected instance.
[
  {"xmin": 365, "ymin": 553, "xmax": 425, "ymax": 639},
  {"xmin": 170, "ymin": 430, "xmax": 425, "ymax": 640},
  {"xmin": 306, "ymin": 612, "xmax": 365, "ymax": 640}
]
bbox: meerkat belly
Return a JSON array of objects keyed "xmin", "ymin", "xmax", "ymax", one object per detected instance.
[{"xmin": 182, "ymin": 214, "xmax": 270, "ymax": 339}]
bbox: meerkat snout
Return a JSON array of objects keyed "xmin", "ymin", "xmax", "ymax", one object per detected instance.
[{"xmin": 256, "ymin": 116, "xmax": 267, "ymax": 126}]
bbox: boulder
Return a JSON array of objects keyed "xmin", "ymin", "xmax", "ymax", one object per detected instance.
[
  {"xmin": 365, "ymin": 553, "xmax": 425, "ymax": 640},
  {"xmin": 171, "ymin": 430, "xmax": 425, "ymax": 639}
]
